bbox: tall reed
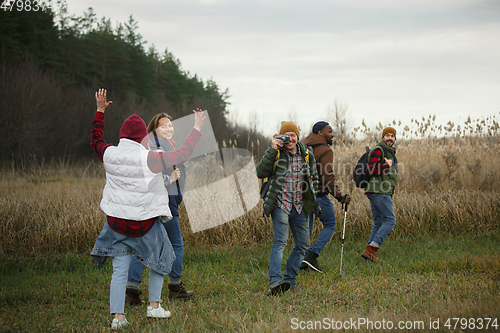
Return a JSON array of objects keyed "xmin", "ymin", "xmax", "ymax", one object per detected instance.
[{"xmin": 1, "ymin": 125, "xmax": 499, "ymax": 255}]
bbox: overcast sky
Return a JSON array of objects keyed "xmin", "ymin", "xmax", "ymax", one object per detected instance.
[{"xmin": 64, "ymin": 0, "xmax": 500, "ymax": 136}]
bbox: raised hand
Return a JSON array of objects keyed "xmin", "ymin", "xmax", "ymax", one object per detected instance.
[
  {"xmin": 271, "ymin": 134, "xmax": 283, "ymax": 150},
  {"xmin": 193, "ymin": 108, "xmax": 206, "ymax": 131},
  {"xmin": 95, "ymin": 89, "xmax": 113, "ymax": 113}
]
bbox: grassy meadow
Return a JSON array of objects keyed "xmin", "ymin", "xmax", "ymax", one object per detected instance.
[
  {"xmin": 0, "ymin": 235, "xmax": 499, "ymax": 332},
  {"xmin": 1, "ymin": 116, "xmax": 500, "ymax": 331}
]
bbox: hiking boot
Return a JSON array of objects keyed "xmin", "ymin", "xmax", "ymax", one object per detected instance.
[
  {"xmin": 125, "ymin": 287, "xmax": 144, "ymax": 306},
  {"xmin": 147, "ymin": 304, "xmax": 171, "ymax": 318},
  {"xmin": 266, "ymin": 280, "xmax": 291, "ymax": 296},
  {"xmin": 168, "ymin": 282, "xmax": 195, "ymax": 300},
  {"xmin": 302, "ymin": 250, "xmax": 323, "ymax": 273},
  {"xmin": 299, "ymin": 263, "xmax": 310, "ymax": 271},
  {"xmin": 361, "ymin": 245, "xmax": 380, "ymax": 261},
  {"xmin": 111, "ymin": 317, "xmax": 129, "ymax": 330}
]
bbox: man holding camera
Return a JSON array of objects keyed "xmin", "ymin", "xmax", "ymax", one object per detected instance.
[
  {"xmin": 301, "ymin": 121, "xmax": 351, "ymax": 273},
  {"xmin": 256, "ymin": 121, "xmax": 318, "ymax": 295}
]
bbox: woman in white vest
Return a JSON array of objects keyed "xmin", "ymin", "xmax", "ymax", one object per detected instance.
[
  {"xmin": 90, "ymin": 89, "xmax": 205, "ymax": 330},
  {"xmin": 125, "ymin": 112, "xmax": 195, "ymax": 306}
]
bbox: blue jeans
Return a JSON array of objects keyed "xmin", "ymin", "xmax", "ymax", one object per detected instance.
[
  {"xmin": 366, "ymin": 193, "xmax": 396, "ymax": 245},
  {"xmin": 308, "ymin": 195, "xmax": 337, "ymax": 255},
  {"xmin": 128, "ymin": 216, "xmax": 184, "ymax": 284},
  {"xmin": 110, "ymin": 255, "xmax": 163, "ymax": 314},
  {"xmin": 269, "ymin": 206, "xmax": 310, "ymax": 285}
]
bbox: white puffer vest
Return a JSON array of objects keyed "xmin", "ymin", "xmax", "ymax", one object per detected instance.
[{"xmin": 101, "ymin": 138, "xmax": 172, "ymax": 221}]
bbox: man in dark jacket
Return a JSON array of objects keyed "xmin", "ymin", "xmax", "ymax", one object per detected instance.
[
  {"xmin": 361, "ymin": 127, "xmax": 398, "ymax": 261},
  {"xmin": 256, "ymin": 121, "xmax": 318, "ymax": 295},
  {"xmin": 301, "ymin": 121, "xmax": 350, "ymax": 272}
]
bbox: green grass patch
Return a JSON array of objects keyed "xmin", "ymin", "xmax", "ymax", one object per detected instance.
[{"xmin": 1, "ymin": 234, "xmax": 499, "ymax": 332}]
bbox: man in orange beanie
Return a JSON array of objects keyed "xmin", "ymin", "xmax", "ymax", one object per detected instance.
[
  {"xmin": 256, "ymin": 120, "xmax": 318, "ymax": 295},
  {"xmin": 361, "ymin": 126, "xmax": 398, "ymax": 262}
]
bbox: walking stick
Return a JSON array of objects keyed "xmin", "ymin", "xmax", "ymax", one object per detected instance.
[{"xmin": 340, "ymin": 198, "xmax": 349, "ymax": 277}]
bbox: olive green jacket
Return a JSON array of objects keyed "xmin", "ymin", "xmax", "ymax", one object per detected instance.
[
  {"xmin": 256, "ymin": 141, "xmax": 318, "ymax": 216},
  {"xmin": 365, "ymin": 140, "xmax": 398, "ymax": 195}
]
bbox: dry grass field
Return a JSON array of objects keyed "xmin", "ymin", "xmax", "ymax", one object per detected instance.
[{"xmin": 1, "ymin": 119, "xmax": 499, "ymax": 255}]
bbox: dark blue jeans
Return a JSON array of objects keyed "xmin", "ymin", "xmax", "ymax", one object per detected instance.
[
  {"xmin": 128, "ymin": 215, "xmax": 184, "ymax": 283},
  {"xmin": 366, "ymin": 193, "xmax": 396, "ymax": 245},
  {"xmin": 269, "ymin": 206, "xmax": 310, "ymax": 285},
  {"xmin": 308, "ymin": 195, "xmax": 337, "ymax": 255}
]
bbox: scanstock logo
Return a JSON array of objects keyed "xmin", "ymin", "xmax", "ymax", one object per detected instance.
[{"xmin": 146, "ymin": 111, "xmax": 260, "ymax": 232}]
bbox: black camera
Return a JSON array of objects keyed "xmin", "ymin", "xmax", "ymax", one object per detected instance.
[{"xmin": 275, "ymin": 134, "xmax": 290, "ymax": 143}]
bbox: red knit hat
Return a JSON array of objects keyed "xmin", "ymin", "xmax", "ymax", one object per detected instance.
[{"xmin": 119, "ymin": 114, "xmax": 148, "ymax": 144}]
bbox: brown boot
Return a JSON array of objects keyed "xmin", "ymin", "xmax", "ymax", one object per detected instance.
[
  {"xmin": 168, "ymin": 282, "xmax": 195, "ymax": 300},
  {"xmin": 125, "ymin": 287, "xmax": 145, "ymax": 306},
  {"xmin": 361, "ymin": 245, "xmax": 380, "ymax": 261}
]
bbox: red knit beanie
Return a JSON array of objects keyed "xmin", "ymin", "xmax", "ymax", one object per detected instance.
[{"xmin": 119, "ymin": 114, "xmax": 148, "ymax": 144}]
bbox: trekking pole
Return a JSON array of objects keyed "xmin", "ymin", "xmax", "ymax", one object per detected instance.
[{"xmin": 340, "ymin": 197, "xmax": 349, "ymax": 277}]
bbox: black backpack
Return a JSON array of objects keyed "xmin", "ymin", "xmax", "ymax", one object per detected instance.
[{"xmin": 353, "ymin": 146, "xmax": 385, "ymax": 189}]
